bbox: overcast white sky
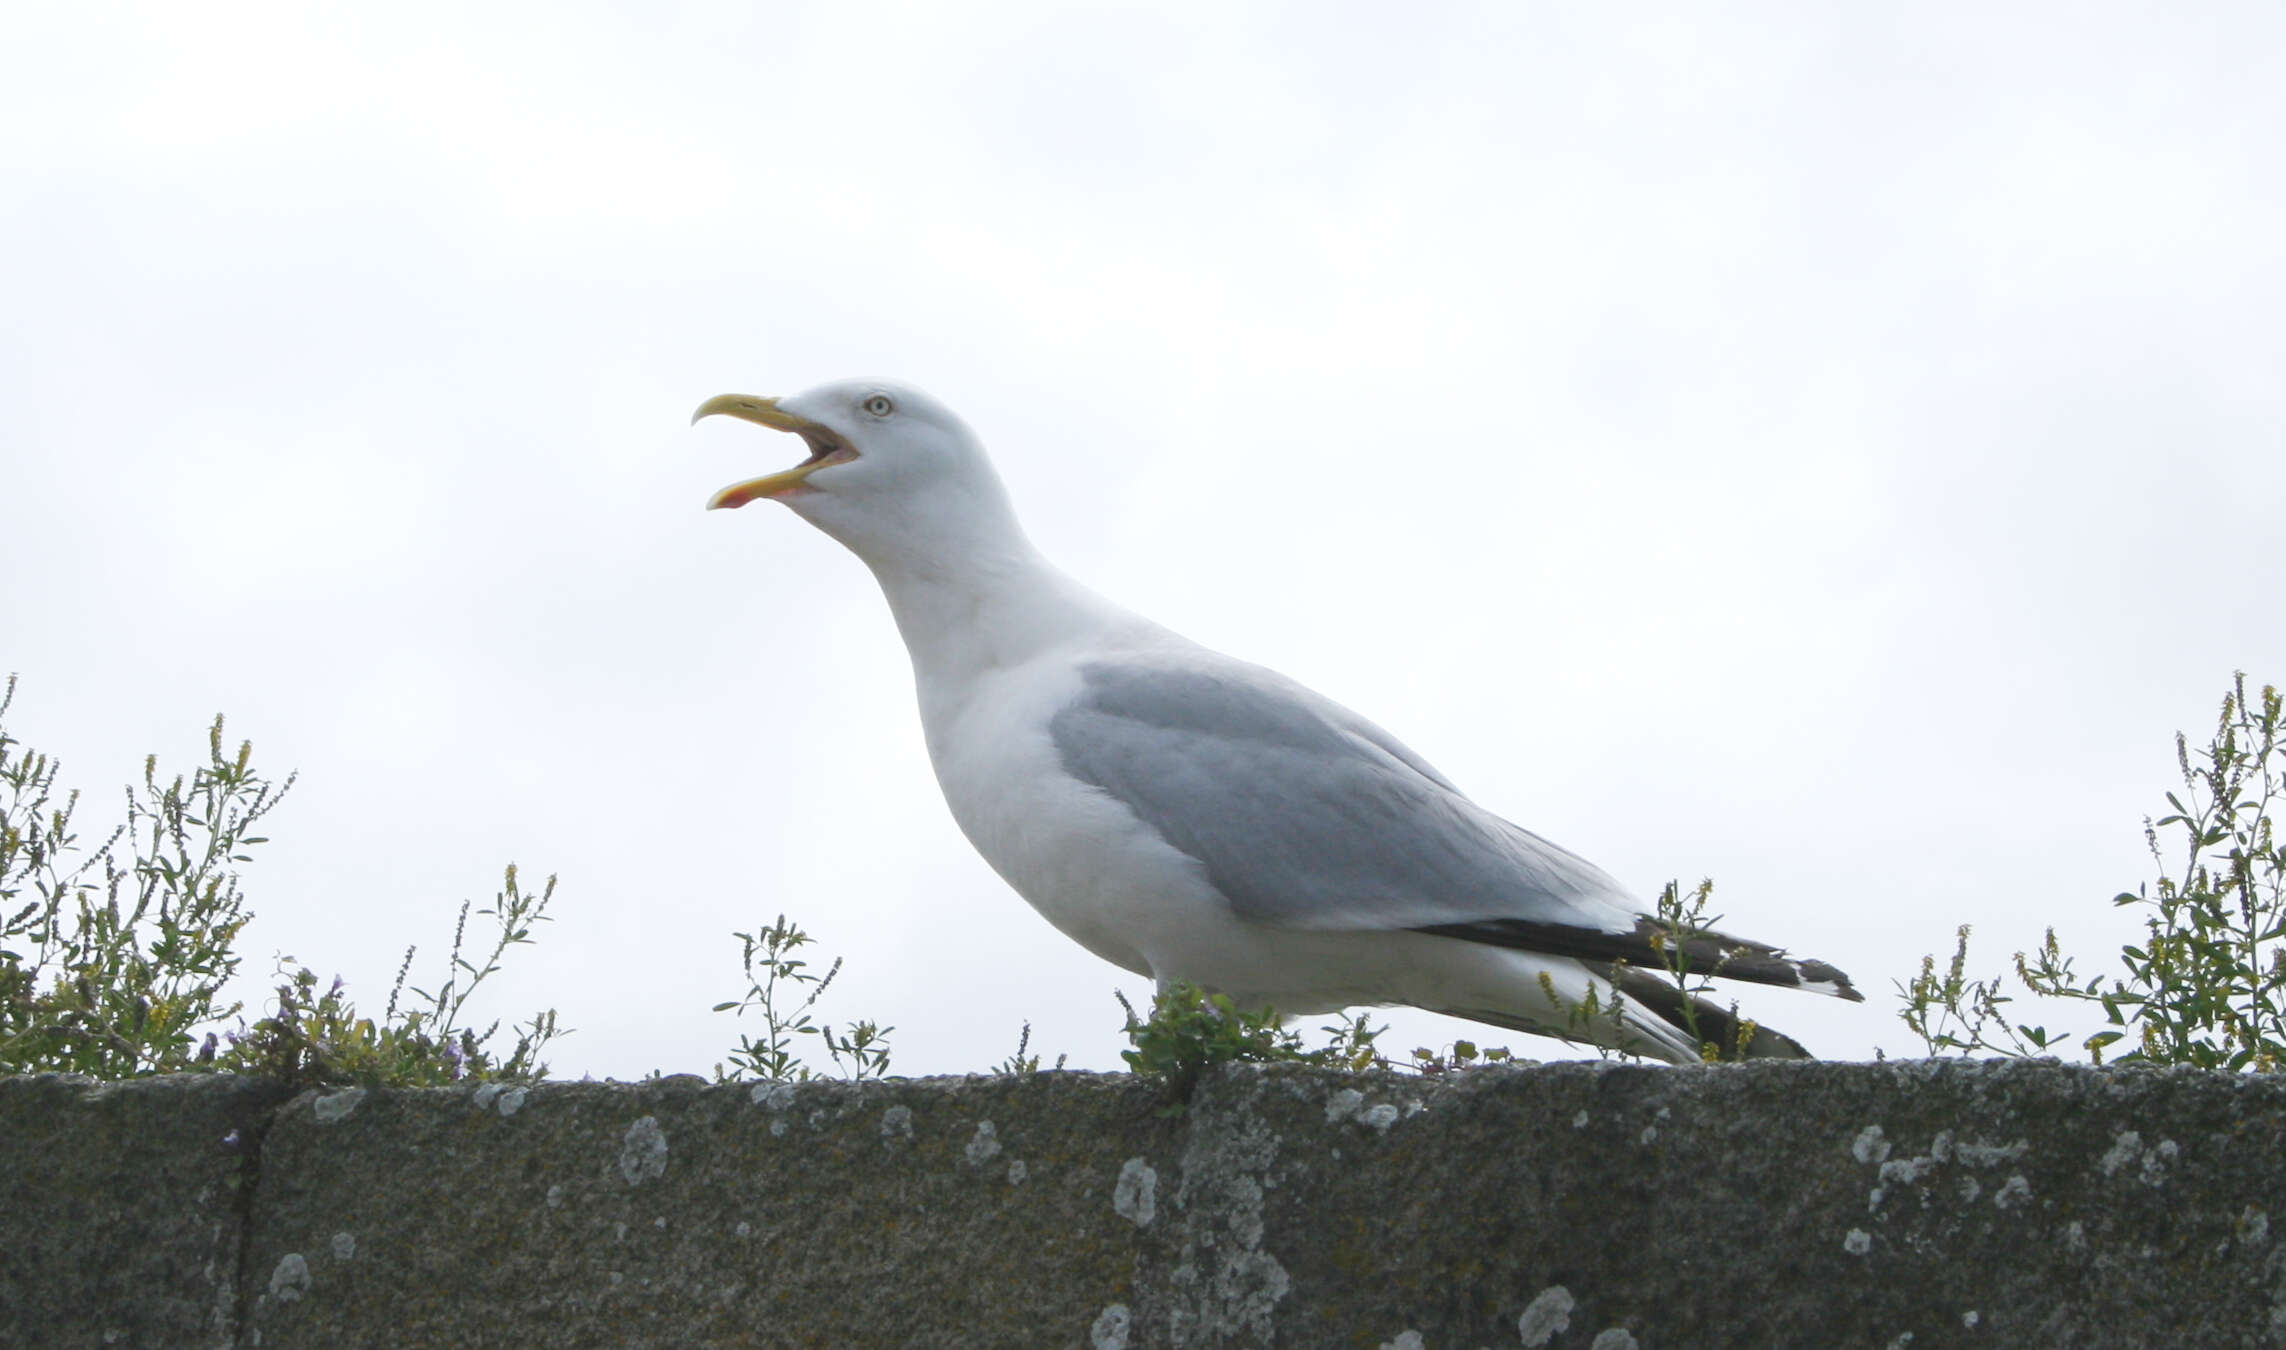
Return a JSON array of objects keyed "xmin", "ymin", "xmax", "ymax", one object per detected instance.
[{"xmin": 4, "ymin": 3, "xmax": 2282, "ymax": 1078}]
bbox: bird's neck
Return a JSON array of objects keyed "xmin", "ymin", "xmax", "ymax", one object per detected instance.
[
  {"xmin": 792, "ymin": 465, "xmax": 1154, "ymax": 703},
  {"xmin": 866, "ymin": 540, "xmax": 1123, "ymax": 697}
]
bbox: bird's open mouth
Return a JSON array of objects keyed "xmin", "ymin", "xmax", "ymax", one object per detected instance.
[{"xmin": 691, "ymin": 393, "xmax": 858, "ymax": 509}]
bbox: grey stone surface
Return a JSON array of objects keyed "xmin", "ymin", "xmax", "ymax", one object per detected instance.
[
  {"xmin": 0, "ymin": 1072, "xmax": 291, "ymax": 1350},
  {"xmin": 239, "ymin": 1071, "xmax": 1175, "ymax": 1349},
  {"xmin": 1136, "ymin": 1059, "xmax": 2286, "ymax": 1348},
  {"xmin": 8, "ymin": 1060, "xmax": 2286, "ymax": 1347}
]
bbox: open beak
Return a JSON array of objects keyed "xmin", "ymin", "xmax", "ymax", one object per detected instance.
[{"xmin": 691, "ymin": 394, "xmax": 858, "ymax": 509}]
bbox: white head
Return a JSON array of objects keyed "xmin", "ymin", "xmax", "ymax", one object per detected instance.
[{"xmin": 693, "ymin": 379, "xmax": 1030, "ymax": 577}]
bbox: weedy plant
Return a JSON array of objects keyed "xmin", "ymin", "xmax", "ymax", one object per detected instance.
[
  {"xmin": 713, "ymin": 914, "xmax": 894, "ymax": 1081},
  {"xmin": 1115, "ymin": 982, "xmax": 1312, "ymax": 1109},
  {"xmin": 1647, "ymin": 876, "xmax": 1769, "ymax": 1062},
  {"xmin": 993, "ymin": 1020, "xmax": 1069, "ymax": 1074},
  {"xmin": 0, "ymin": 676, "xmax": 564, "ymax": 1086},
  {"xmin": 1316, "ymin": 1009, "xmax": 1396, "ymax": 1072},
  {"xmin": 1407, "ymin": 1037, "xmax": 1517, "ymax": 1074},
  {"xmin": 1114, "ymin": 983, "xmax": 1494, "ymax": 1109},
  {"xmin": 226, "ymin": 868, "xmax": 567, "ymax": 1086},
  {"xmin": 2, "ymin": 675, "xmax": 288, "ymax": 1076},
  {"xmin": 1899, "ymin": 673, "xmax": 2286, "ymax": 1071},
  {"xmin": 1526, "ymin": 876, "xmax": 1765, "ymax": 1064}
]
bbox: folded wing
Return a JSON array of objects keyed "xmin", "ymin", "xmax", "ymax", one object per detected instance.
[{"xmin": 1049, "ymin": 654, "xmax": 1859, "ymax": 1001}]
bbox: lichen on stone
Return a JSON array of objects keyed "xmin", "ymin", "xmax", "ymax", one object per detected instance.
[
  {"xmin": 1090, "ymin": 1302, "xmax": 1132, "ymax": 1349},
  {"xmin": 1113, "ymin": 1157, "xmax": 1158, "ymax": 1227},
  {"xmin": 618, "ymin": 1115, "xmax": 668, "ymax": 1185},
  {"xmin": 268, "ymin": 1252, "xmax": 311, "ymax": 1303},
  {"xmin": 966, "ymin": 1120, "xmax": 1003, "ymax": 1165},
  {"xmin": 1853, "ymin": 1124, "xmax": 1892, "ymax": 1165},
  {"xmin": 311, "ymin": 1088, "xmax": 366, "ymax": 1124},
  {"xmin": 1518, "ymin": 1285, "xmax": 1575, "ymax": 1346}
]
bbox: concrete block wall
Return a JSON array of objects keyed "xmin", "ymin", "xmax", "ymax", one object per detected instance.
[{"xmin": 5, "ymin": 1060, "xmax": 2283, "ymax": 1347}]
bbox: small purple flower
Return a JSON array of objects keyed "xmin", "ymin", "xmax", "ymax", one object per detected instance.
[{"xmin": 221, "ymin": 1129, "xmax": 242, "ymax": 1149}]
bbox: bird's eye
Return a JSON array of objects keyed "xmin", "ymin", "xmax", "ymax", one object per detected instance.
[{"xmin": 861, "ymin": 394, "xmax": 895, "ymax": 418}]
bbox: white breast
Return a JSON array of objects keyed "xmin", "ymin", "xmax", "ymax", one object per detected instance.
[{"xmin": 917, "ymin": 650, "xmax": 1236, "ymax": 981}]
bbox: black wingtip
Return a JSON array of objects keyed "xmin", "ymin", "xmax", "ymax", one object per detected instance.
[
  {"xmin": 1414, "ymin": 915, "xmax": 1863, "ymax": 1002},
  {"xmin": 1793, "ymin": 959, "xmax": 1863, "ymax": 1001},
  {"xmin": 1604, "ymin": 965, "xmax": 1817, "ymax": 1061}
]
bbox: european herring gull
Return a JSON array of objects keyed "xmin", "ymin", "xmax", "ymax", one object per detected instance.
[{"xmin": 694, "ymin": 379, "xmax": 1859, "ymax": 1061}]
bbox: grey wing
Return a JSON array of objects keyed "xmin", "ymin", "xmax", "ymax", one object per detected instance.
[
  {"xmin": 1049, "ymin": 655, "xmax": 1864, "ymax": 1001},
  {"xmin": 1047, "ymin": 655, "xmax": 1644, "ymax": 938}
]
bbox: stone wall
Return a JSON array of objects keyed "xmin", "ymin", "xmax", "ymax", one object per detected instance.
[{"xmin": 5, "ymin": 1060, "xmax": 2284, "ymax": 1348}]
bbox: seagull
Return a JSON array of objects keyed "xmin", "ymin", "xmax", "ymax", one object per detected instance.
[{"xmin": 694, "ymin": 379, "xmax": 1860, "ymax": 1062}]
